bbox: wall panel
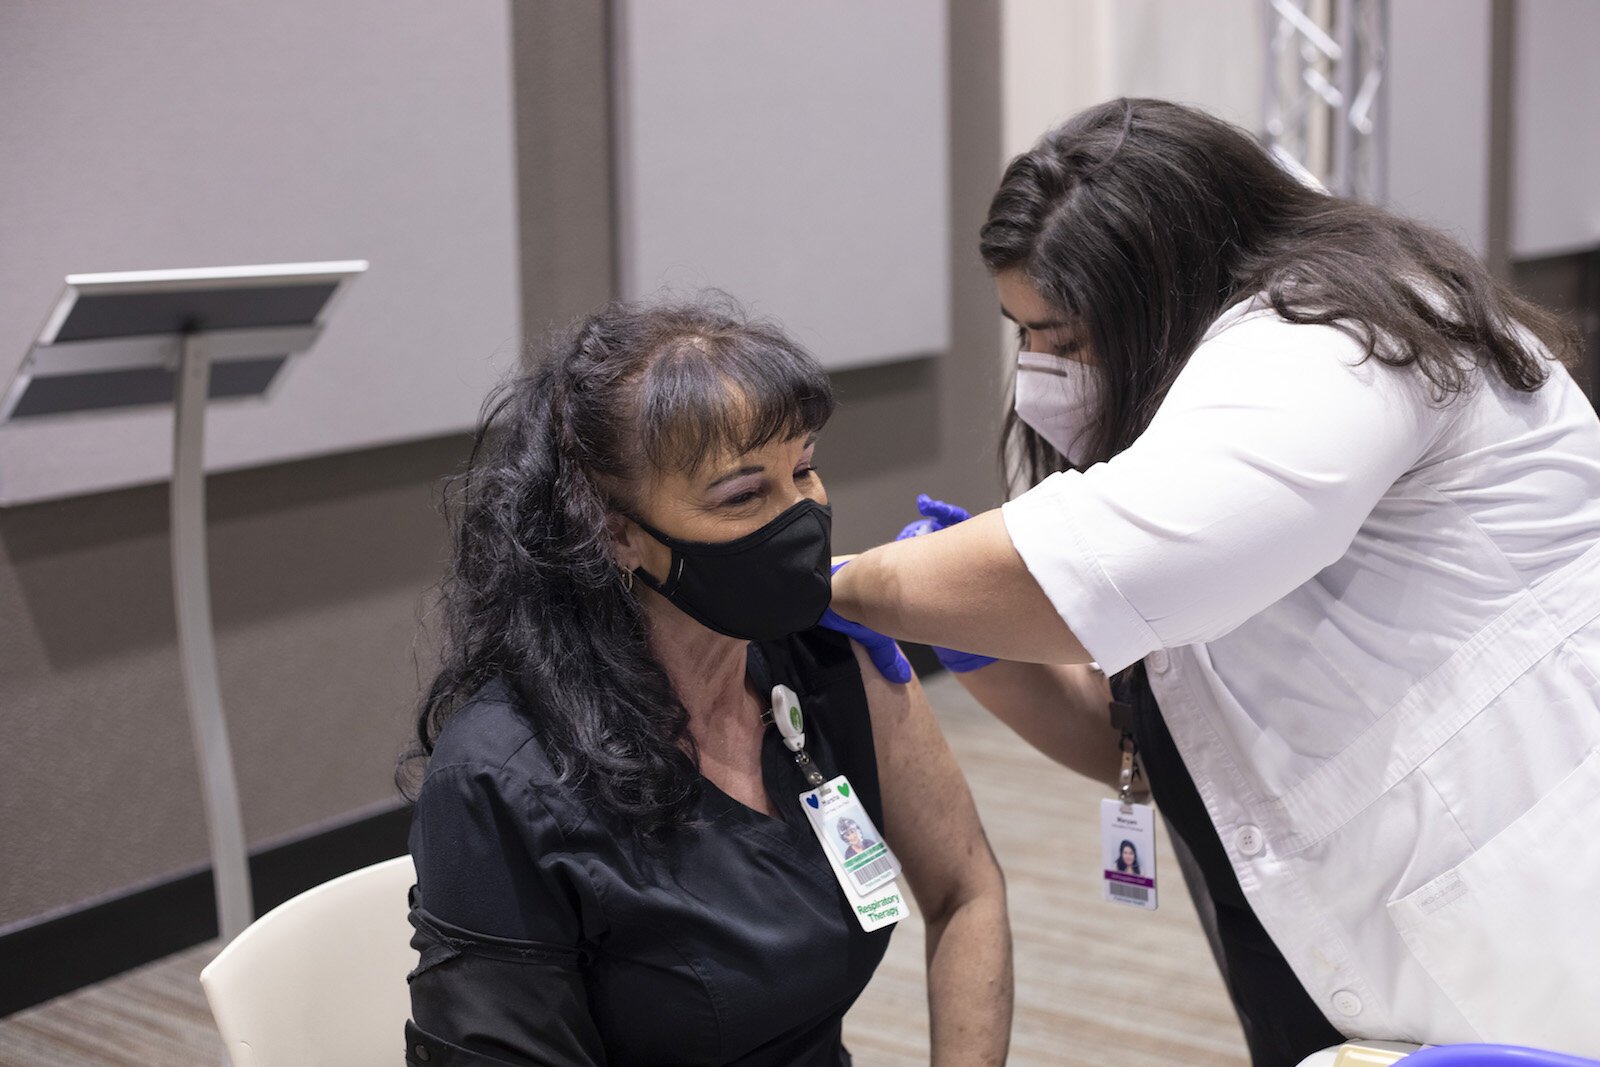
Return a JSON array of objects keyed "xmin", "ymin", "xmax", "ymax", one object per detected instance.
[
  {"xmin": 613, "ymin": 0, "xmax": 950, "ymax": 371},
  {"xmin": 0, "ymin": 0, "xmax": 520, "ymax": 505}
]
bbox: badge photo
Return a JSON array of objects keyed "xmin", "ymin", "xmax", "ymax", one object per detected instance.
[
  {"xmin": 1099, "ymin": 798, "xmax": 1158, "ymax": 910},
  {"xmin": 800, "ymin": 775, "xmax": 904, "ymax": 931}
]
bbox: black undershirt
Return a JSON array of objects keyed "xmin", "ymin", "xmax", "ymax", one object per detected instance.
[{"xmin": 1111, "ymin": 662, "xmax": 1346, "ymax": 1067}]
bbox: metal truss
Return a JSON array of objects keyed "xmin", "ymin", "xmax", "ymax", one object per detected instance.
[{"xmin": 1262, "ymin": 0, "xmax": 1389, "ymax": 201}]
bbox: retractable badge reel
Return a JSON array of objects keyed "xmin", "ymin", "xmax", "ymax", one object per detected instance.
[
  {"xmin": 1100, "ymin": 679, "xmax": 1158, "ymax": 910},
  {"xmin": 770, "ymin": 684, "xmax": 904, "ymax": 932}
]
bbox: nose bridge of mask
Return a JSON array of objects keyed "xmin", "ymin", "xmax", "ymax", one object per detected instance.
[
  {"xmin": 634, "ymin": 497, "xmax": 828, "ymax": 557},
  {"xmin": 1017, "ymin": 349, "xmax": 1098, "ymax": 389}
]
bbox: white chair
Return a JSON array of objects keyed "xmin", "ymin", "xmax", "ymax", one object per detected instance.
[
  {"xmin": 200, "ymin": 854, "xmax": 418, "ymax": 1067},
  {"xmin": 1297, "ymin": 1042, "xmax": 1423, "ymax": 1067}
]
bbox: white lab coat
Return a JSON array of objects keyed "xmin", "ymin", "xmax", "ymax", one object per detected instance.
[{"xmin": 1002, "ymin": 300, "xmax": 1600, "ymax": 1055}]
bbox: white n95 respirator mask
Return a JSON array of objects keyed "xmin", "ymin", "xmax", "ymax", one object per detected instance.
[{"xmin": 1014, "ymin": 351, "xmax": 1104, "ymax": 469}]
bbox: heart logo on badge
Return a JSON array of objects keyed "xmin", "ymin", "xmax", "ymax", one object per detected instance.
[
  {"xmin": 805, "ymin": 795, "xmax": 820, "ymax": 809},
  {"xmin": 837, "ymin": 782, "xmax": 851, "ymax": 797}
]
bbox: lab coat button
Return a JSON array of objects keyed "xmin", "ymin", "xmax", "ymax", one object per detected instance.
[
  {"xmin": 1332, "ymin": 990, "xmax": 1363, "ymax": 1017},
  {"xmin": 1147, "ymin": 650, "xmax": 1170, "ymax": 673},
  {"xmin": 1232, "ymin": 825, "xmax": 1264, "ymax": 856}
]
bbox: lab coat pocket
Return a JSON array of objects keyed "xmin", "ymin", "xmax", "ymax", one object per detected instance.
[{"xmin": 1386, "ymin": 745, "xmax": 1600, "ymax": 1057}]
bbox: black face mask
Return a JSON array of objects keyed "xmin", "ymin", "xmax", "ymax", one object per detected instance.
[{"xmin": 630, "ymin": 499, "xmax": 833, "ymax": 641}]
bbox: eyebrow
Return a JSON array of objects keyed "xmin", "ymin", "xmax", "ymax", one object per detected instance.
[
  {"xmin": 703, "ymin": 434, "xmax": 818, "ymax": 488},
  {"xmin": 706, "ymin": 465, "xmax": 763, "ymax": 489},
  {"xmin": 998, "ymin": 305, "xmax": 1072, "ymax": 332}
]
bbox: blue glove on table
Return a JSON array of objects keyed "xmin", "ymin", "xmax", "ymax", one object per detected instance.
[
  {"xmin": 895, "ymin": 494, "xmax": 997, "ymax": 674},
  {"xmin": 819, "ymin": 562, "xmax": 913, "ymax": 684}
]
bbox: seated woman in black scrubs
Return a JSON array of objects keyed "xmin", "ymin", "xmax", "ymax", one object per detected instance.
[{"xmin": 400, "ymin": 297, "xmax": 1013, "ymax": 1066}]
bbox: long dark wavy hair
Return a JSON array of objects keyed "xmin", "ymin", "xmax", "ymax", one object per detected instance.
[
  {"xmin": 399, "ymin": 296, "xmax": 835, "ymax": 838},
  {"xmin": 982, "ymin": 97, "xmax": 1581, "ymax": 489}
]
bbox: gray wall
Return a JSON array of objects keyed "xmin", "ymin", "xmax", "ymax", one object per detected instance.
[
  {"xmin": 516, "ymin": 0, "xmax": 1005, "ymax": 553},
  {"xmin": 0, "ymin": 0, "xmax": 521, "ymax": 507},
  {"xmin": 1512, "ymin": 0, "xmax": 1600, "ymax": 258},
  {"xmin": 0, "ymin": 435, "xmax": 465, "ymax": 925},
  {"xmin": 805, "ymin": 0, "xmax": 1004, "ymax": 551},
  {"xmin": 614, "ymin": 0, "xmax": 951, "ymax": 373},
  {"xmin": 1385, "ymin": 0, "xmax": 1600, "ymax": 263},
  {"xmin": 0, "ymin": 0, "xmax": 1004, "ymax": 934},
  {"xmin": 1386, "ymin": 0, "xmax": 1494, "ymax": 256}
]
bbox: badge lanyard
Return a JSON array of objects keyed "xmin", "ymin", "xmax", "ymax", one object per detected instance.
[
  {"xmin": 766, "ymin": 684, "xmax": 904, "ymax": 931},
  {"xmin": 1101, "ymin": 675, "xmax": 1158, "ymax": 910}
]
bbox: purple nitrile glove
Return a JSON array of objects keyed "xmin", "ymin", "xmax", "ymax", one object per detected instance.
[
  {"xmin": 819, "ymin": 562, "xmax": 913, "ymax": 684},
  {"xmin": 932, "ymin": 646, "xmax": 1000, "ymax": 674},
  {"xmin": 895, "ymin": 494, "xmax": 997, "ymax": 674},
  {"xmin": 895, "ymin": 493, "xmax": 972, "ymax": 540}
]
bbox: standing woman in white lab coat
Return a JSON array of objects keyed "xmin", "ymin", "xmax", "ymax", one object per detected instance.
[{"xmin": 826, "ymin": 98, "xmax": 1600, "ymax": 1064}]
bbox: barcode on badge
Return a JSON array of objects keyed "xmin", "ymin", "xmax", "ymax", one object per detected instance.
[
  {"xmin": 851, "ymin": 856, "xmax": 894, "ymax": 889},
  {"xmin": 1108, "ymin": 882, "xmax": 1149, "ymax": 904}
]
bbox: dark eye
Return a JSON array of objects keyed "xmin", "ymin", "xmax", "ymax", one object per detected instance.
[
  {"xmin": 1014, "ymin": 325, "xmax": 1028, "ymax": 349},
  {"xmin": 794, "ymin": 465, "xmax": 817, "ymax": 481},
  {"xmin": 723, "ymin": 490, "xmax": 760, "ymax": 507}
]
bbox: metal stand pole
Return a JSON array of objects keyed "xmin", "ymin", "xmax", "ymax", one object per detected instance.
[
  {"xmin": 171, "ymin": 333, "xmax": 254, "ymax": 944},
  {"xmin": 1263, "ymin": 0, "xmax": 1389, "ymax": 201}
]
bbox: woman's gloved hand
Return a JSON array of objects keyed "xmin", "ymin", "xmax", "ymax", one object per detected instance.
[
  {"xmin": 895, "ymin": 495, "xmax": 997, "ymax": 674},
  {"xmin": 820, "ymin": 562, "xmax": 913, "ymax": 684},
  {"xmin": 896, "ymin": 494, "xmax": 973, "ymax": 539}
]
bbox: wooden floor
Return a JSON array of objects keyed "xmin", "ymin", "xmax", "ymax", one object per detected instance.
[
  {"xmin": 843, "ymin": 675, "xmax": 1247, "ymax": 1066},
  {"xmin": 0, "ymin": 674, "xmax": 1247, "ymax": 1066}
]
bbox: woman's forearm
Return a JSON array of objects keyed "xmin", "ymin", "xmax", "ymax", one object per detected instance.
[
  {"xmin": 834, "ymin": 509, "xmax": 1091, "ymax": 664},
  {"xmin": 923, "ymin": 877, "xmax": 1013, "ymax": 1066},
  {"xmin": 955, "ymin": 661, "xmax": 1123, "ymax": 783}
]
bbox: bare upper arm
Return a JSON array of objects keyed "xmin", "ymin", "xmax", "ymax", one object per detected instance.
[{"xmin": 850, "ymin": 641, "xmax": 1003, "ymax": 921}]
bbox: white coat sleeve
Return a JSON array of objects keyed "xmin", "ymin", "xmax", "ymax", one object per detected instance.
[{"xmin": 1001, "ymin": 317, "xmax": 1443, "ymax": 673}]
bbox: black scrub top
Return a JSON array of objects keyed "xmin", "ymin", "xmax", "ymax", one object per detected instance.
[
  {"xmin": 405, "ymin": 628, "xmax": 894, "ymax": 1067},
  {"xmin": 1112, "ymin": 663, "xmax": 1345, "ymax": 1067}
]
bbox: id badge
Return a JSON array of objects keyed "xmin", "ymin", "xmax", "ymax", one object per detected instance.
[
  {"xmin": 800, "ymin": 775, "xmax": 904, "ymax": 931},
  {"xmin": 1100, "ymin": 798, "xmax": 1157, "ymax": 910}
]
